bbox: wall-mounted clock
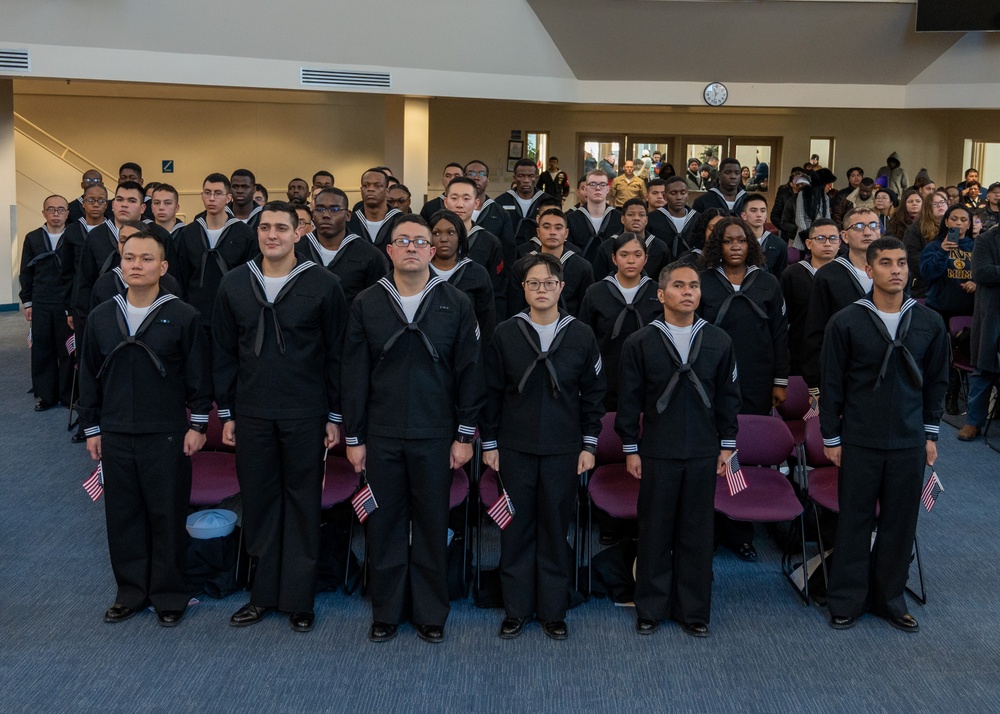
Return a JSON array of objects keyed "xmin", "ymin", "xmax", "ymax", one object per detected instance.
[{"xmin": 703, "ymin": 82, "xmax": 728, "ymax": 107}]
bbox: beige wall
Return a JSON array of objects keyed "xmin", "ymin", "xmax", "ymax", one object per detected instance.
[
  {"xmin": 13, "ymin": 83, "xmax": 1000, "ymax": 220},
  {"xmin": 14, "ymin": 84, "xmax": 387, "ymax": 209}
]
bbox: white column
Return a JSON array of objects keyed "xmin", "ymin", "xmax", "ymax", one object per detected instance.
[
  {"xmin": 401, "ymin": 97, "xmax": 429, "ymax": 209},
  {"xmin": 0, "ymin": 79, "xmax": 17, "ymax": 309}
]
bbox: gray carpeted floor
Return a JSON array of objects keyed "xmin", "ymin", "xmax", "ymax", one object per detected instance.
[{"xmin": 1, "ymin": 311, "xmax": 998, "ymax": 713}]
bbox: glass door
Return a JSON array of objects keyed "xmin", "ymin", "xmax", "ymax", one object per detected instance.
[
  {"xmin": 579, "ymin": 134, "xmax": 625, "ymax": 182},
  {"xmin": 628, "ymin": 135, "xmax": 675, "ymax": 182},
  {"xmin": 731, "ymin": 136, "xmax": 782, "ymax": 206}
]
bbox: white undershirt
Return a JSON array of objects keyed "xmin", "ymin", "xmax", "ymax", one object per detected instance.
[
  {"xmin": 434, "ymin": 264, "xmax": 460, "ymax": 281},
  {"xmin": 205, "ymin": 227, "xmax": 224, "ymax": 249},
  {"xmin": 45, "ymin": 230, "xmax": 63, "ymax": 251},
  {"xmin": 83, "ymin": 222, "xmax": 99, "ymax": 233},
  {"xmin": 588, "ymin": 213, "xmax": 604, "ymax": 233},
  {"xmin": 399, "ymin": 293, "xmax": 421, "ymax": 323},
  {"xmin": 530, "ymin": 318, "xmax": 559, "ymax": 351},
  {"xmin": 851, "ymin": 263, "xmax": 874, "ymax": 292},
  {"xmin": 361, "ymin": 215, "xmax": 387, "ymax": 242},
  {"xmin": 731, "ymin": 282, "xmax": 742, "ymax": 292},
  {"xmin": 667, "ymin": 213, "xmax": 689, "ymax": 233},
  {"xmin": 471, "ymin": 208, "xmax": 483, "ymax": 222},
  {"xmin": 612, "ymin": 277, "xmax": 640, "ymax": 304},
  {"xmin": 664, "ymin": 322, "xmax": 694, "ymax": 363},
  {"xmin": 125, "ymin": 299, "xmax": 153, "ymax": 336},
  {"xmin": 875, "ymin": 309, "xmax": 902, "ymax": 339},
  {"xmin": 315, "ymin": 243, "xmax": 338, "ymax": 266},
  {"xmin": 261, "ymin": 274, "xmax": 291, "ymax": 303},
  {"xmin": 514, "ymin": 195, "xmax": 534, "ymax": 215}
]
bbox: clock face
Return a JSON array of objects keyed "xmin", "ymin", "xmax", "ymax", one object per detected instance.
[{"xmin": 704, "ymin": 82, "xmax": 728, "ymax": 106}]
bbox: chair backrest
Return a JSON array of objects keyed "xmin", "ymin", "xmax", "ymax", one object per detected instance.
[
  {"xmin": 775, "ymin": 375, "xmax": 810, "ymax": 420},
  {"xmin": 787, "ymin": 246, "xmax": 801, "ymax": 265},
  {"xmin": 803, "ymin": 416, "xmax": 833, "ymax": 466},
  {"xmin": 596, "ymin": 411, "xmax": 624, "ymax": 465},
  {"xmin": 735, "ymin": 414, "xmax": 794, "ymax": 467},
  {"xmin": 949, "ymin": 315, "xmax": 972, "ymax": 338}
]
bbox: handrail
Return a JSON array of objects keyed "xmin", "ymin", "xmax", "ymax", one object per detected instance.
[{"xmin": 13, "ymin": 112, "xmax": 114, "ymax": 179}]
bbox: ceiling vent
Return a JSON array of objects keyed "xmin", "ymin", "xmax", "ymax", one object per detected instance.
[
  {"xmin": 0, "ymin": 49, "xmax": 30, "ymax": 73},
  {"xmin": 300, "ymin": 68, "xmax": 391, "ymax": 89}
]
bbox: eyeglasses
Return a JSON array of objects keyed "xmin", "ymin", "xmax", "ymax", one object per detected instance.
[
  {"xmin": 586, "ymin": 182, "xmax": 609, "ymax": 189},
  {"xmin": 83, "ymin": 198, "xmax": 108, "ymax": 206},
  {"xmin": 847, "ymin": 221, "xmax": 880, "ymax": 232},
  {"xmin": 202, "ymin": 190, "xmax": 228, "ymax": 199},
  {"xmin": 386, "ymin": 198, "xmax": 409, "ymax": 207},
  {"xmin": 465, "ymin": 171, "xmax": 488, "ymax": 178},
  {"xmin": 43, "ymin": 207, "xmax": 68, "ymax": 215},
  {"xmin": 82, "ymin": 177, "xmax": 102, "ymax": 185},
  {"xmin": 523, "ymin": 279, "xmax": 561, "ymax": 292},
  {"xmin": 809, "ymin": 235, "xmax": 841, "ymax": 244},
  {"xmin": 312, "ymin": 205, "xmax": 345, "ymax": 215},
  {"xmin": 931, "ymin": 200, "xmax": 947, "ymax": 208},
  {"xmin": 392, "ymin": 237, "xmax": 432, "ymax": 248}
]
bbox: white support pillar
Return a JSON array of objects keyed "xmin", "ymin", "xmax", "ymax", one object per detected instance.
[
  {"xmin": 401, "ymin": 97, "xmax": 429, "ymax": 209},
  {"xmin": 0, "ymin": 79, "xmax": 17, "ymax": 309}
]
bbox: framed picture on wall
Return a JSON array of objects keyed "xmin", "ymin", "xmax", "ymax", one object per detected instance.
[
  {"xmin": 506, "ymin": 158, "xmax": 519, "ymax": 173},
  {"xmin": 508, "ymin": 140, "xmax": 523, "ymax": 158}
]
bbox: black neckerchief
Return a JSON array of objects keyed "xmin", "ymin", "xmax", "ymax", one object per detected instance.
[
  {"xmin": 513, "ymin": 312, "xmax": 575, "ymax": 395},
  {"xmin": 855, "ymin": 296, "xmax": 922, "ymax": 389},
  {"xmin": 96, "ymin": 293, "xmax": 178, "ymax": 378},
  {"xmin": 712, "ymin": 266, "xmax": 767, "ymax": 324},
  {"xmin": 378, "ymin": 275, "xmax": 445, "ymax": 361},
  {"xmin": 603, "ymin": 276, "xmax": 655, "ymax": 339},
  {"xmin": 247, "ymin": 258, "xmax": 316, "ymax": 356},
  {"xmin": 652, "ymin": 319, "xmax": 710, "ymax": 412}
]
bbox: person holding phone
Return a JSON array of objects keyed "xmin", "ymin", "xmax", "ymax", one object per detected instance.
[{"xmin": 920, "ymin": 205, "xmax": 975, "ymax": 415}]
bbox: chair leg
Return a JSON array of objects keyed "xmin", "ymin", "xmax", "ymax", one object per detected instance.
[
  {"xmin": 813, "ymin": 502, "xmax": 831, "ymax": 597},
  {"xmin": 905, "ymin": 533, "xmax": 927, "ymax": 605},
  {"xmin": 342, "ymin": 514, "xmax": 356, "ymax": 595}
]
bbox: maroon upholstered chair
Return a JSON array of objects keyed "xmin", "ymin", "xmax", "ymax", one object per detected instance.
[
  {"xmin": 803, "ymin": 418, "xmax": 926, "ymax": 604},
  {"xmin": 775, "ymin": 375, "xmax": 812, "ymax": 488},
  {"xmin": 715, "ymin": 414, "xmax": 808, "ymax": 602}
]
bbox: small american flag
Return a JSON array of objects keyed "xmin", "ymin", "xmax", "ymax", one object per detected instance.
[
  {"xmin": 921, "ymin": 470, "xmax": 943, "ymax": 512},
  {"xmin": 722, "ymin": 450, "xmax": 748, "ymax": 497},
  {"xmin": 351, "ymin": 480, "xmax": 378, "ymax": 523},
  {"xmin": 83, "ymin": 462, "xmax": 104, "ymax": 502},
  {"xmin": 65, "ymin": 334, "xmax": 76, "ymax": 355},
  {"xmin": 803, "ymin": 400, "xmax": 819, "ymax": 420},
  {"xmin": 487, "ymin": 489, "xmax": 515, "ymax": 530},
  {"xmin": 27, "ymin": 329, "xmax": 32, "ymax": 349}
]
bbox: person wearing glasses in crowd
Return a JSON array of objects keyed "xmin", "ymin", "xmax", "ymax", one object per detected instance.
[
  {"xmin": 213, "ymin": 201, "xmax": 347, "ymax": 634},
  {"xmin": 780, "ymin": 219, "xmax": 841, "ymax": 375},
  {"xmin": 343, "ymin": 215, "xmax": 484, "ymax": 645},
  {"xmin": 68, "ymin": 170, "xmax": 111, "ymax": 223},
  {"xmin": 295, "ymin": 187, "xmax": 387, "ymax": 307},
  {"xmin": 802, "ymin": 208, "xmax": 880, "ymax": 400},
  {"xmin": 481, "ymin": 252, "xmax": 604, "ymax": 641},
  {"xmin": 171, "ymin": 174, "xmax": 257, "ymax": 347},
  {"xmin": 903, "ymin": 190, "xmax": 949, "ymax": 298},
  {"xmin": 567, "ymin": 169, "xmax": 625, "ymax": 267},
  {"xmin": 465, "ymin": 160, "xmax": 517, "ymax": 270},
  {"xmin": 387, "ymin": 184, "xmax": 412, "ymax": 214},
  {"xmin": 509, "ymin": 208, "xmax": 595, "ymax": 317},
  {"xmin": 20, "ymin": 195, "xmax": 74, "ymax": 412}
]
